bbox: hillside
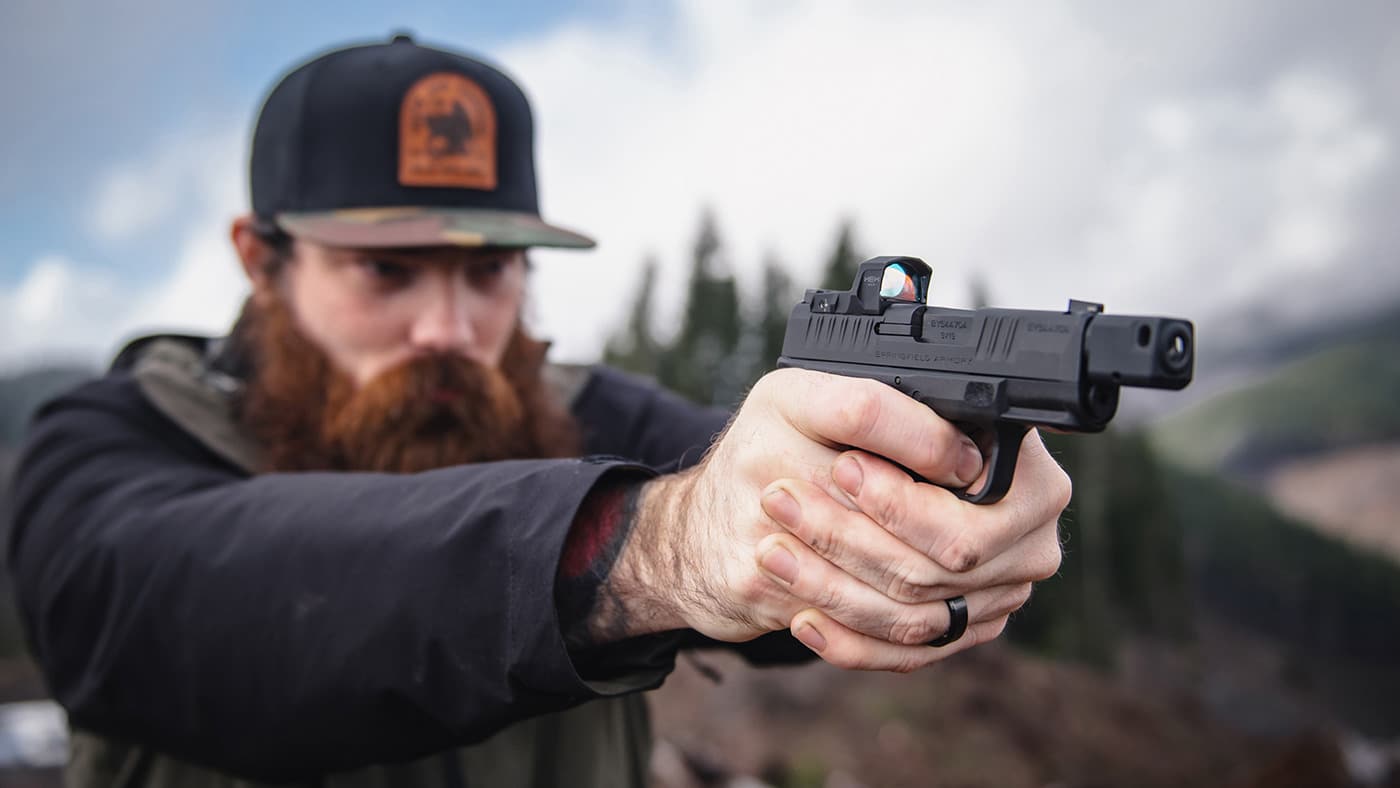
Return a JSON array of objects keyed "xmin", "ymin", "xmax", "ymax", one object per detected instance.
[
  {"xmin": 1030, "ymin": 429, "xmax": 1400, "ymax": 737},
  {"xmin": 1150, "ymin": 339, "xmax": 1400, "ymax": 475},
  {"xmin": 1165, "ymin": 462, "xmax": 1400, "ymax": 735},
  {"xmin": 1147, "ymin": 326, "xmax": 1400, "ymax": 583},
  {"xmin": 1265, "ymin": 442, "xmax": 1400, "ymax": 565}
]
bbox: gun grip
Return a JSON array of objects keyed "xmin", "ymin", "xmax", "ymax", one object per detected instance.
[{"xmin": 956, "ymin": 422, "xmax": 1029, "ymax": 505}]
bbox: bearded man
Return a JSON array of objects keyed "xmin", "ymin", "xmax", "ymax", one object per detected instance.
[{"xmin": 6, "ymin": 35, "xmax": 1071, "ymax": 787}]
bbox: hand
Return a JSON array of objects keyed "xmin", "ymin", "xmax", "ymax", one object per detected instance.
[
  {"xmin": 616, "ymin": 368, "xmax": 1068, "ymax": 672},
  {"xmin": 757, "ymin": 430, "xmax": 1069, "ymax": 672}
]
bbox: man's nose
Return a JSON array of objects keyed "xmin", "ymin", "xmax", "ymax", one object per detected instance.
[{"xmin": 408, "ymin": 276, "xmax": 478, "ymax": 357}]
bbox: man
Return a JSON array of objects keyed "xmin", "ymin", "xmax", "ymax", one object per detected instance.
[{"xmin": 6, "ymin": 35, "xmax": 1070, "ymax": 786}]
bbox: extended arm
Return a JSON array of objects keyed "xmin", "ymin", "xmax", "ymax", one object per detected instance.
[{"xmin": 7, "ymin": 374, "xmax": 663, "ymax": 779}]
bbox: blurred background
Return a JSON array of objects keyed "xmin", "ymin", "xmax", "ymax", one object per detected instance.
[{"xmin": 2, "ymin": 0, "xmax": 1398, "ymax": 786}]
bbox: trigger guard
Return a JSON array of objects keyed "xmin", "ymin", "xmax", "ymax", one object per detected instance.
[{"xmin": 955, "ymin": 422, "xmax": 1029, "ymax": 505}]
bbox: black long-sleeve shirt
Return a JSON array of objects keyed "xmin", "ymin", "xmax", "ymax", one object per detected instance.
[{"xmin": 6, "ymin": 338, "xmax": 806, "ymax": 781}]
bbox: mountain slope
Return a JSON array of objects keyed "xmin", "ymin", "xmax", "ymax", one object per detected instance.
[{"xmin": 1151, "ymin": 340, "xmax": 1400, "ymax": 474}]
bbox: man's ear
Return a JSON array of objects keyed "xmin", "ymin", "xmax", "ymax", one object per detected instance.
[{"xmin": 231, "ymin": 215, "xmax": 283, "ymax": 304}]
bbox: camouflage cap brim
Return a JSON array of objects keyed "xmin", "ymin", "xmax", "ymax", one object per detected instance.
[{"xmin": 276, "ymin": 207, "xmax": 595, "ymax": 249}]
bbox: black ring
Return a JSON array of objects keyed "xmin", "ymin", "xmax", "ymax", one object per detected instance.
[{"xmin": 926, "ymin": 595, "xmax": 968, "ymax": 648}]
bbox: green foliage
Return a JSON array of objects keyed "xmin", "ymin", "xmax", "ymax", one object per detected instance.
[
  {"xmin": 1152, "ymin": 340, "xmax": 1400, "ymax": 472},
  {"xmin": 818, "ymin": 219, "xmax": 862, "ymax": 292},
  {"xmin": 1014, "ymin": 424, "xmax": 1400, "ymax": 685},
  {"xmin": 1164, "ymin": 464, "xmax": 1400, "ymax": 662},
  {"xmin": 602, "ymin": 257, "xmax": 663, "ymax": 374},
  {"xmin": 756, "ymin": 255, "xmax": 796, "ymax": 380},
  {"xmin": 1010, "ymin": 430, "xmax": 1192, "ymax": 666},
  {"xmin": 601, "ymin": 211, "xmax": 809, "ymax": 407},
  {"xmin": 654, "ymin": 210, "xmax": 747, "ymax": 406}
]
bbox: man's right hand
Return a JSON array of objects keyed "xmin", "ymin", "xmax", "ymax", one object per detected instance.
[{"xmin": 591, "ymin": 368, "xmax": 1070, "ymax": 672}]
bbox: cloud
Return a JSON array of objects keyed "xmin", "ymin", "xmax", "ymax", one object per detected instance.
[
  {"xmin": 1, "ymin": 125, "xmax": 248, "ymax": 371},
  {"xmin": 87, "ymin": 121, "xmax": 248, "ymax": 245},
  {"xmin": 4, "ymin": 0, "xmax": 1398, "ymax": 371},
  {"xmin": 504, "ymin": 0, "xmax": 1399, "ymax": 360},
  {"xmin": 0, "ymin": 255, "xmax": 128, "ymax": 369},
  {"xmin": 508, "ymin": 1, "xmax": 1037, "ymax": 356}
]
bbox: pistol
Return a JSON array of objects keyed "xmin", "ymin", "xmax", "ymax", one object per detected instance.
[{"xmin": 777, "ymin": 256, "xmax": 1194, "ymax": 504}]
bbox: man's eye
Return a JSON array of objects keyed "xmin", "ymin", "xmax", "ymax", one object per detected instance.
[
  {"xmin": 361, "ymin": 259, "xmax": 412, "ymax": 282},
  {"xmin": 466, "ymin": 258, "xmax": 510, "ymax": 285}
]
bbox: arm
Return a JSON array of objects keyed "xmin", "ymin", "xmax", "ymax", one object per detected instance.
[
  {"xmin": 559, "ymin": 368, "xmax": 1071, "ymax": 671},
  {"xmin": 6, "ymin": 374, "xmax": 665, "ymax": 779}
]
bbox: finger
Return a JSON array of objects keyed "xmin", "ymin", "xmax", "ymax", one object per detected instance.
[
  {"xmin": 949, "ymin": 516, "xmax": 1064, "ymax": 593},
  {"xmin": 767, "ymin": 466, "xmax": 1060, "ymax": 600},
  {"xmin": 943, "ymin": 431, "xmax": 1071, "ymax": 570},
  {"xmin": 829, "ymin": 450, "xmax": 983, "ymax": 572},
  {"xmin": 789, "ymin": 608, "xmax": 1012, "ymax": 673},
  {"xmin": 833, "ymin": 433, "xmax": 1070, "ymax": 574},
  {"xmin": 771, "ymin": 368, "xmax": 983, "ymax": 488},
  {"xmin": 754, "ymin": 526, "xmax": 1031, "ymax": 645},
  {"xmin": 762, "ymin": 477, "xmax": 957, "ymax": 604}
]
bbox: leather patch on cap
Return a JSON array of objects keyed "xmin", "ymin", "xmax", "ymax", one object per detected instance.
[{"xmin": 399, "ymin": 72, "xmax": 498, "ymax": 189}]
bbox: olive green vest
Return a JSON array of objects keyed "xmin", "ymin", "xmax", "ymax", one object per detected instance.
[{"xmin": 66, "ymin": 339, "xmax": 657, "ymax": 788}]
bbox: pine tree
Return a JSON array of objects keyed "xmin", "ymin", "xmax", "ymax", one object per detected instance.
[
  {"xmin": 819, "ymin": 219, "xmax": 862, "ymax": 292},
  {"xmin": 1009, "ymin": 430, "xmax": 1193, "ymax": 667},
  {"xmin": 754, "ymin": 254, "xmax": 795, "ymax": 383},
  {"xmin": 602, "ymin": 257, "xmax": 662, "ymax": 376},
  {"xmin": 659, "ymin": 209, "xmax": 743, "ymax": 405}
]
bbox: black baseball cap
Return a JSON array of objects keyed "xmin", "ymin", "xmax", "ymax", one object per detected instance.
[{"xmin": 250, "ymin": 34, "xmax": 594, "ymax": 249}]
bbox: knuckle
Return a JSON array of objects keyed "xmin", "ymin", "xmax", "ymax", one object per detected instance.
[
  {"xmin": 885, "ymin": 576, "xmax": 925, "ymax": 607},
  {"xmin": 870, "ymin": 484, "xmax": 904, "ymax": 530},
  {"xmin": 821, "ymin": 533, "xmax": 859, "ymax": 572},
  {"xmin": 937, "ymin": 534, "xmax": 983, "ymax": 574},
  {"xmin": 793, "ymin": 514, "xmax": 834, "ymax": 557},
  {"xmin": 888, "ymin": 610, "xmax": 937, "ymax": 646},
  {"xmin": 833, "ymin": 382, "xmax": 884, "ymax": 445},
  {"xmin": 809, "ymin": 579, "xmax": 843, "ymax": 613},
  {"xmin": 885, "ymin": 562, "xmax": 941, "ymax": 605},
  {"xmin": 919, "ymin": 426, "xmax": 960, "ymax": 480}
]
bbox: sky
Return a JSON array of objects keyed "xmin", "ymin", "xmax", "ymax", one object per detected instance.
[{"xmin": 2, "ymin": 0, "xmax": 1398, "ymax": 371}]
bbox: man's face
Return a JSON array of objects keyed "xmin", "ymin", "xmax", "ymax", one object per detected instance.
[
  {"xmin": 232, "ymin": 226, "xmax": 580, "ymax": 473},
  {"xmin": 278, "ymin": 240, "xmax": 528, "ymax": 386}
]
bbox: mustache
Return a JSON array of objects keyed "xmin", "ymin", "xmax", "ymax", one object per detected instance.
[
  {"xmin": 323, "ymin": 352, "xmax": 525, "ymax": 446},
  {"xmin": 235, "ymin": 294, "xmax": 580, "ymax": 474}
]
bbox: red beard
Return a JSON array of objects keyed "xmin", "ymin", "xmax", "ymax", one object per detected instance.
[{"xmin": 234, "ymin": 295, "xmax": 581, "ymax": 473}]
